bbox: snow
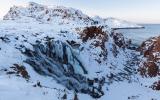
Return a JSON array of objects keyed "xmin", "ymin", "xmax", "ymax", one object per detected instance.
[
  {"xmin": 0, "ymin": 2, "xmax": 159, "ymax": 100},
  {"xmin": 101, "ymin": 82, "xmax": 160, "ymax": 100},
  {"xmin": 105, "ymin": 17, "xmax": 143, "ymax": 29}
]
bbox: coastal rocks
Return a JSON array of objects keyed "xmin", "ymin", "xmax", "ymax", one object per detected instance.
[
  {"xmin": 138, "ymin": 36, "xmax": 160, "ymax": 90},
  {"xmin": 138, "ymin": 36, "xmax": 160, "ymax": 77}
]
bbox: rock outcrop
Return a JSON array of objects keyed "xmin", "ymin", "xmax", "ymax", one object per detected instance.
[{"xmin": 138, "ymin": 36, "xmax": 160, "ymax": 90}]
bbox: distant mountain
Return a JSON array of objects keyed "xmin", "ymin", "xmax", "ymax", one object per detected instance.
[
  {"xmin": 3, "ymin": 2, "xmax": 143, "ymax": 29},
  {"xmin": 105, "ymin": 17, "xmax": 143, "ymax": 29},
  {"xmin": 0, "ymin": 2, "xmax": 159, "ymax": 100},
  {"xmin": 3, "ymin": 2, "xmax": 93, "ymax": 25}
]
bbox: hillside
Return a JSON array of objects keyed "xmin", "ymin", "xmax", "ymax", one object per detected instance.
[{"xmin": 0, "ymin": 2, "xmax": 159, "ymax": 100}]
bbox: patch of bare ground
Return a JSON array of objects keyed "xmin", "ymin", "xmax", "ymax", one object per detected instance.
[{"xmin": 6, "ymin": 64, "xmax": 30, "ymax": 80}]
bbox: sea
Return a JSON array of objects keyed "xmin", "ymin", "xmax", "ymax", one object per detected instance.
[{"xmin": 114, "ymin": 24, "xmax": 160, "ymax": 46}]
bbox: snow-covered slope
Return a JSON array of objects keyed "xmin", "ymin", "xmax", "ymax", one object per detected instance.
[
  {"xmin": 0, "ymin": 2, "xmax": 159, "ymax": 100},
  {"xmin": 105, "ymin": 17, "xmax": 143, "ymax": 29},
  {"xmin": 3, "ymin": 2, "xmax": 93, "ymax": 26}
]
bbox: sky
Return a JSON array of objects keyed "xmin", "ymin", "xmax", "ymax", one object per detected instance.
[{"xmin": 0, "ymin": 0, "xmax": 160, "ymax": 24}]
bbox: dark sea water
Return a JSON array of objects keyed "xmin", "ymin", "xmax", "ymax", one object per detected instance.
[{"xmin": 115, "ymin": 24, "xmax": 160, "ymax": 46}]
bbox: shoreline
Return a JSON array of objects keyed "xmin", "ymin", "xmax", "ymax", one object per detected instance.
[{"xmin": 111, "ymin": 27, "xmax": 145, "ymax": 30}]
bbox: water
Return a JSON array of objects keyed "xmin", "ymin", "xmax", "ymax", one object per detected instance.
[{"xmin": 115, "ymin": 24, "xmax": 160, "ymax": 46}]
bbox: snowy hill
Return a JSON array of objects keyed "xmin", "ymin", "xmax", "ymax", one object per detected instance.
[
  {"xmin": 105, "ymin": 17, "xmax": 143, "ymax": 29},
  {"xmin": 0, "ymin": 2, "xmax": 159, "ymax": 100},
  {"xmin": 3, "ymin": 2, "xmax": 93, "ymax": 26}
]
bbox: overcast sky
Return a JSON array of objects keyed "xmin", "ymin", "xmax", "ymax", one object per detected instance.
[{"xmin": 0, "ymin": 0, "xmax": 160, "ymax": 23}]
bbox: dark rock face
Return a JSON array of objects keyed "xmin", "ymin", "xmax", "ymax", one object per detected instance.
[
  {"xmin": 81, "ymin": 26, "xmax": 108, "ymax": 43},
  {"xmin": 151, "ymin": 80, "xmax": 160, "ymax": 90},
  {"xmin": 138, "ymin": 36, "xmax": 160, "ymax": 90},
  {"xmin": 112, "ymin": 32, "xmax": 126, "ymax": 49},
  {"xmin": 138, "ymin": 36, "xmax": 160, "ymax": 78},
  {"xmin": 81, "ymin": 26, "xmax": 108, "ymax": 62},
  {"xmin": 22, "ymin": 40, "xmax": 104, "ymax": 98}
]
